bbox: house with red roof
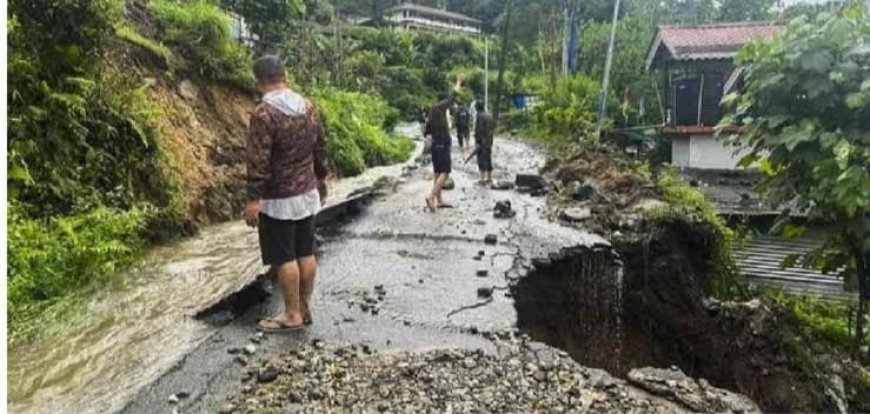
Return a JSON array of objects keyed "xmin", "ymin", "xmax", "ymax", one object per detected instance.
[{"xmin": 646, "ymin": 21, "xmax": 784, "ymax": 169}]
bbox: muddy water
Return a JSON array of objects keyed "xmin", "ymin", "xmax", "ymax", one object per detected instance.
[{"xmin": 7, "ymin": 125, "xmax": 423, "ymax": 414}]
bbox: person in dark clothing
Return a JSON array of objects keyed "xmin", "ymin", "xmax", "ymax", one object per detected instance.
[
  {"xmin": 455, "ymin": 106, "xmax": 471, "ymax": 149},
  {"xmin": 474, "ymin": 100, "xmax": 495, "ymax": 184},
  {"xmin": 244, "ymin": 55, "xmax": 329, "ymax": 333},
  {"xmin": 423, "ymin": 76, "xmax": 463, "ymax": 211}
]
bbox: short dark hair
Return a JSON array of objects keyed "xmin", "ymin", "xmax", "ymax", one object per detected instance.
[
  {"xmin": 253, "ymin": 55, "xmax": 285, "ymax": 83},
  {"xmin": 475, "ymin": 100, "xmax": 485, "ymax": 112}
]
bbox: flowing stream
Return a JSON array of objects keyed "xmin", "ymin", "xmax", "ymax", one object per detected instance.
[{"xmin": 7, "ymin": 124, "xmax": 423, "ymax": 414}]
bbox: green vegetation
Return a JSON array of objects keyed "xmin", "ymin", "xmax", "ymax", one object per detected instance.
[
  {"xmin": 647, "ymin": 167, "xmax": 744, "ymax": 299},
  {"xmin": 768, "ymin": 291, "xmax": 856, "ymax": 350},
  {"xmin": 150, "ymin": 0, "xmax": 252, "ymax": 85},
  {"xmin": 723, "ymin": 4, "xmax": 870, "ymax": 352},
  {"xmin": 528, "ymin": 75, "xmax": 602, "ymax": 144},
  {"xmin": 6, "ymin": 0, "xmax": 407, "ymax": 334},
  {"xmin": 7, "ymin": 204, "xmax": 152, "ymax": 329},
  {"xmin": 311, "ymin": 89, "xmax": 412, "ymax": 176},
  {"xmin": 116, "ymin": 24, "xmax": 179, "ymax": 70},
  {"xmin": 7, "ymin": 0, "xmax": 187, "ymax": 333}
]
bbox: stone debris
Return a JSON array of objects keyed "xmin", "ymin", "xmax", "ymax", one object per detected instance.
[
  {"xmin": 627, "ymin": 367, "xmax": 761, "ymax": 413},
  {"xmin": 484, "ymin": 234, "xmax": 498, "ymax": 245},
  {"xmin": 493, "ymin": 200, "xmax": 516, "ymax": 219},
  {"xmin": 561, "ymin": 206, "xmax": 593, "ymax": 222},
  {"xmin": 570, "ymin": 180, "xmax": 606, "ymax": 203},
  {"xmin": 490, "ymin": 180, "xmax": 514, "ymax": 190},
  {"xmin": 515, "ymin": 174, "xmax": 546, "ymax": 190},
  {"xmin": 347, "ymin": 285, "xmax": 389, "ymax": 316},
  {"xmin": 477, "ymin": 287, "xmax": 493, "ymax": 299},
  {"xmin": 442, "ymin": 178, "xmax": 455, "ymax": 190},
  {"xmin": 223, "ymin": 342, "xmax": 693, "ymax": 414}
]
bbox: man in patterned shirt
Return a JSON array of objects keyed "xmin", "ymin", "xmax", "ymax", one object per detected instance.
[{"xmin": 244, "ymin": 55, "xmax": 329, "ymax": 332}]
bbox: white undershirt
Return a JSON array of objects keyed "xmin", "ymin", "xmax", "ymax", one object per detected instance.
[{"xmin": 260, "ymin": 188, "xmax": 321, "ymax": 221}]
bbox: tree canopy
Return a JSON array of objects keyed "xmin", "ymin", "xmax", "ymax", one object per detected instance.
[{"xmin": 723, "ymin": 5, "xmax": 870, "ymax": 350}]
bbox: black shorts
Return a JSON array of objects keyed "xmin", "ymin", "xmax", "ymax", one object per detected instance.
[
  {"xmin": 477, "ymin": 148, "xmax": 493, "ymax": 172},
  {"xmin": 432, "ymin": 145, "xmax": 452, "ymax": 174},
  {"xmin": 258, "ymin": 213, "xmax": 316, "ymax": 266}
]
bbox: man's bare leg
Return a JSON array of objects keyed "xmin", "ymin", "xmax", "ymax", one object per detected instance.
[
  {"xmin": 426, "ymin": 174, "xmax": 442, "ymax": 210},
  {"xmin": 435, "ymin": 173, "xmax": 450, "ymax": 206},
  {"xmin": 297, "ymin": 255, "xmax": 317, "ymax": 324},
  {"xmin": 259, "ymin": 260, "xmax": 304, "ymax": 328}
]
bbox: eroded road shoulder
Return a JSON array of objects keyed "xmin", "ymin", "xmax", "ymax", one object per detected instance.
[{"xmin": 123, "ymin": 138, "xmax": 756, "ymax": 414}]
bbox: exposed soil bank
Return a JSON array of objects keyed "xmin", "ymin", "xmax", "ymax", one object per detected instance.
[{"xmin": 514, "ymin": 217, "xmax": 870, "ymax": 413}]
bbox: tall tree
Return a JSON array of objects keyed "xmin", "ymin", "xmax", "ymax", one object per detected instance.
[{"xmin": 723, "ymin": 6, "xmax": 870, "ymax": 353}]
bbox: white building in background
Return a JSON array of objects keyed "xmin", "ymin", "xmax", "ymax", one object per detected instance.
[
  {"xmin": 382, "ymin": 3, "xmax": 482, "ymax": 36},
  {"xmin": 228, "ymin": 12, "xmax": 258, "ymax": 46}
]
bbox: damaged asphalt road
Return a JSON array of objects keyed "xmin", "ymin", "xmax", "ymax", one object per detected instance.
[{"xmin": 122, "ymin": 138, "xmax": 756, "ymax": 413}]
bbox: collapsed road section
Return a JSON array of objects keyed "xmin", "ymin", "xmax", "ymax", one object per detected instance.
[{"xmin": 123, "ymin": 139, "xmax": 767, "ymax": 414}]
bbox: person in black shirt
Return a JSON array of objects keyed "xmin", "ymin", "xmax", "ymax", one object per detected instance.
[
  {"xmin": 423, "ymin": 77, "xmax": 463, "ymax": 211},
  {"xmin": 473, "ymin": 100, "xmax": 495, "ymax": 184},
  {"xmin": 455, "ymin": 105, "xmax": 471, "ymax": 149}
]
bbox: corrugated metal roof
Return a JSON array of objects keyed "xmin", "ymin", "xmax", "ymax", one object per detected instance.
[
  {"xmin": 646, "ymin": 21, "xmax": 783, "ymax": 69},
  {"xmin": 735, "ymin": 235, "xmax": 848, "ymax": 297},
  {"xmin": 386, "ymin": 3, "xmax": 481, "ymax": 24}
]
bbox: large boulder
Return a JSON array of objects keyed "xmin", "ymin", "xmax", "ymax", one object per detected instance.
[{"xmin": 627, "ymin": 367, "xmax": 761, "ymax": 414}]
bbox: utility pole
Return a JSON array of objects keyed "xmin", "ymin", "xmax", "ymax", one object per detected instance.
[
  {"xmin": 562, "ymin": 5, "xmax": 569, "ymax": 76},
  {"xmin": 494, "ymin": 0, "xmax": 515, "ymax": 123},
  {"xmin": 595, "ymin": 0, "xmax": 621, "ymax": 140},
  {"xmin": 484, "ymin": 37, "xmax": 489, "ymax": 112}
]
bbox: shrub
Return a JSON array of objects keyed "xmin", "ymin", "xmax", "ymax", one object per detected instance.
[
  {"xmin": 647, "ymin": 166, "xmax": 743, "ymax": 299},
  {"xmin": 8, "ymin": 204, "xmax": 152, "ymax": 330},
  {"xmin": 310, "ymin": 89, "xmax": 413, "ymax": 176},
  {"xmin": 530, "ymin": 74, "xmax": 603, "ymax": 142},
  {"xmin": 150, "ymin": 0, "xmax": 251, "ymax": 85}
]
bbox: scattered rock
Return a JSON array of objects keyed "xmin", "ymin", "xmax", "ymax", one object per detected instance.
[
  {"xmin": 571, "ymin": 181, "xmax": 604, "ymax": 203},
  {"xmin": 493, "ymin": 200, "xmax": 516, "ymax": 219},
  {"xmin": 484, "ymin": 234, "xmax": 498, "ymax": 245},
  {"xmin": 177, "ymin": 79, "xmax": 199, "ymax": 101},
  {"xmin": 561, "ymin": 207, "xmax": 592, "ymax": 222},
  {"xmin": 627, "ymin": 367, "xmax": 761, "ymax": 413},
  {"xmin": 257, "ymin": 368, "xmax": 279, "ymax": 384},
  {"xmin": 235, "ymin": 356, "xmax": 248, "ymax": 366},
  {"xmin": 515, "ymin": 174, "xmax": 546, "ymax": 190},
  {"xmin": 491, "ymin": 180, "xmax": 514, "ymax": 190},
  {"xmin": 225, "ymin": 343, "xmax": 701, "ymax": 413},
  {"xmin": 227, "ymin": 347, "xmax": 242, "ymax": 355},
  {"xmin": 476, "ymin": 269, "xmax": 489, "ymax": 277},
  {"xmin": 243, "ymin": 344, "xmax": 257, "ymax": 355},
  {"xmin": 477, "ymin": 287, "xmax": 493, "ymax": 299},
  {"xmin": 219, "ymin": 403, "xmax": 236, "ymax": 414},
  {"xmin": 168, "ymin": 394, "xmax": 180, "ymax": 404}
]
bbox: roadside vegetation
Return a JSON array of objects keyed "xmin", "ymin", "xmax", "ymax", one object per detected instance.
[{"xmin": 6, "ymin": 0, "xmax": 411, "ymax": 334}]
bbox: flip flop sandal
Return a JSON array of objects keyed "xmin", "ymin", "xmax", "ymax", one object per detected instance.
[{"xmin": 257, "ymin": 318, "xmax": 305, "ymax": 333}]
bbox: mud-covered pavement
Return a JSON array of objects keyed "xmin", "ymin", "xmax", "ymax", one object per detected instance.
[{"xmin": 122, "ymin": 137, "xmax": 756, "ymax": 413}]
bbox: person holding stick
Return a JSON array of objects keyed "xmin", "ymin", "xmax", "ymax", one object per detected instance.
[{"xmin": 472, "ymin": 100, "xmax": 494, "ymax": 184}]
